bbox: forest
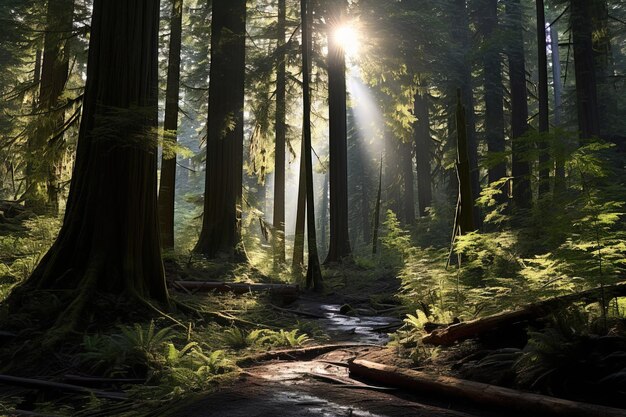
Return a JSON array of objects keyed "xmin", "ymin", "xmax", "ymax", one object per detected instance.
[{"xmin": 0, "ymin": 0, "xmax": 625, "ymax": 415}]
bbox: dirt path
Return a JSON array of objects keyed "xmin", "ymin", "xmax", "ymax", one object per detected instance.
[
  {"xmin": 161, "ymin": 295, "xmax": 495, "ymax": 417},
  {"xmin": 165, "ymin": 347, "xmax": 489, "ymax": 417}
]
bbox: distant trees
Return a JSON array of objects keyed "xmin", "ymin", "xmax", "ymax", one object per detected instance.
[
  {"xmin": 9, "ymin": 0, "xmax": 168, "ymax": 326},
  {"xmin": 25, "ymin": 0, "xmax": 75, "ymax": 214},
  {"xmin": 195, "ymin": 0, "xmax": 247, "ymax": 260}
]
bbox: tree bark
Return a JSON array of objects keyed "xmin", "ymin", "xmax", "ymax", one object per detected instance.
[
  {"xmin": 423, "ymin": 282, "xmax": 626, "ymax": 346},
  {"xmin": 478, "ymin": 0, "xmax": 506, "ymax": 194},
  {"xmin": 301, "ymin": 0, "xmax": 322, "ymax": 290},
  {"xmin": 9, "ymin": 0, "xmax": 168, "ymax": 331},
  {"xmin": 413, "ymin": 90, "xmax": 432, "ymax": 217},
  {"xmin": 451, "ymin": 0, "xmax": 480, "ymax": 228},
  {"xmin": 455, "ymin": 90, "xmax": 476, "ymax": 235},
  {"xmin": 550, "ymin": 22, "xmax": 565, "ymax": 192},
  {"xmin": 401, "ymin": 141, "xmax": 415, "ymax": 225},
  {"xmin": 325, "ymin": 0, "xmax": 352, "ymax": 263},
  {"xmin": 372, "ymin": 156, "xmax": 383, "ymax": 255},
  {"xmin": 195, "ymin": 0, "xmax": 247, "ymax": 260},
  {"xmin": 349, "ymin": 359, "xmax": 626, "ymax": 417},
  {"xmin": 536, "ymin": 0, "xmax": 550, "ymax": 196},
  {"xmin": 506, "ymin": 0, "xmax": 532, "ymax": 209},
  {"xmin": 273, "ymin": 0, "xmax": 287, "ymax": 268},
  {"xmin": 571, "ymin": 0, "xmax": 600, "ymax": 139},
  {"xmin": 158, "ymin": 0, "xmax": 183, "ymax": 250},
  {"xmin": 292, "ymin": 139, "xmax": 306, "ymax": 273}
]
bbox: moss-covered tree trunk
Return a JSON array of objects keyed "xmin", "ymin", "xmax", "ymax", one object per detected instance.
[
  {"xmin": 195, "ymin": 0, "xmax": 247, "ymax": 260},
  {"xmin": 506, "ymin": 0, "xmax": 532, "ymax": 209},
  {"xmin": 10, "ymin": 0, "xmax": 168, "ymax": 330},
  {"xmin": 158, "ymin": 0, "xmax": 183, "ymax": 250},
  {"xmin": 325, "ymin": 0, "xmax": 352, "ymax": 264}
]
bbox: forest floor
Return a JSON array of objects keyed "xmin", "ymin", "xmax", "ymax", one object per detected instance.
[
  {"xmin": 158, "ymin": 266, "xmax": 498, "ymax": 417},
  {"xmin": 1, "ymin": 253, "xmax": 625, "ymax": 416}
]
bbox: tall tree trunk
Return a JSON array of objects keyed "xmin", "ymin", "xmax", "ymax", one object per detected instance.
[
  {"xmin": 550, "ymin": 23, "xmax": 565, "ymax": 192},
  {"xmin": 590, "ymin": 0, "xmax": 613, "ymax": 137},
  {"xmin": 273, "ymin": 0, "xmax": 287, "ymax": 268},
  {"xmin": 158, "ymin": 0, "xmax": 183, "ymax": 250},
  {"xmin": 301, "ymin": 0, "xmax": 322, "ymax": 290},
  {"xmin": 195, "ymin": 0, "xmax": 247, "ymax": 261},
  {"xmin": 478, "ymin": 0, "xmax": 506, "ymax": 193},
  {"xmin": 325, "ymin": 0, "xmax": 352, "ymax": 263},
  {"xmin": 414, "ymin": 89, "xmax": 432, "ymax": 217},
  {"xmin": 506, "ymin": 0, "xmax": 532, "ymax": 209},
  {"xmin": 571, "ymin": 0, "xmax": 600, "ymax": 139},
  {"xmin": 372, "ymin": 155, "xmax": 382, "ymax": 255},
  {"xmin": 451, "ymin": 0, "xmax": 480, "ymax": 227},
  {"xmin": 454, "ymin": 90, "xmax": 476, "ymax": 237},
  {"xmin": 319, "ymin": 171, "xmax": 328, "ymax": 254},
  {"xmin": 10, "ymin": 0, "xmax": 168, "ymax": 330},
  {"xmin": 384, "ymin": 133, "xmax": 402, "ymax": 217},
  {"xmin": 292, "ymin": 139, "xmax": 306, "ymax": 272},
  {"xmin": 536, "ymin": 0, "xmax": 550, "ymax": 196},
  {"xmin": 401, "ymin": 141, "xmax": 415, "ymax": 225},
  {"xmin": 26, "ymin": 0, "xmax": 74, "ymax": 214}
]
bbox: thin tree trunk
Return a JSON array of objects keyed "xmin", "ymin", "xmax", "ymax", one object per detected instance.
[
  {"xmin": 414, "ymin": 90, "xmax": 432, "ymax": 217},
  {"xmin": 320, "ymin": 172, "xmax": 328, "ymax": 254},
  {"xmin": 301, "ymin": 0, "xmax": 322, "ymax": 290},
  {"xmin": 506, "ymin": 0, "xmax": 532, "ymax": 209},
  {"xmin": 325, "ymin": 0, "xmax": 352, "ymax": 263},
  {"xmin": 292, "ymin": 138, "xmax": 306, "ymax": 272},
  {"xmin": 536, "ymin": 0, "xmax": 550, "ymax": 196},
  {"xmin": 401, "ymin": 141, "xmax": 415, "ymax": 224},
  {"xmin": 9, "ymin": 0, "xmax": 168, "ymax": 332},
  {"xmin": 195, "ymin": 0, "xmax": 247, "ymax": 261},
  {"xmin": 158, "ymin": 0, "xmax": 183, "ymax": 250},
  {"xmin": 456, "ymin": 90, "xmax": 476, "ymax": 235},
  {"xmin": 372, "ymin": 155, "xmax": 383, "ymax": 255},
  {"xmin": 273, "ymin": 0, "xmax": 287, "ymax": 268},
  {"xmin": 550, "ymin": 23, "xmax": 565, "ymax": 192}
]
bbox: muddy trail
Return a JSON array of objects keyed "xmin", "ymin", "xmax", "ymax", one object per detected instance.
[{"xmin": 162, "ymin": 295, "xmax": 496, "ymax": 417}]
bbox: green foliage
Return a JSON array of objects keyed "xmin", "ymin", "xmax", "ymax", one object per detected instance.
[{"xmin": 220, "ymin": 327, "xmax": 310, "ymax": 349}]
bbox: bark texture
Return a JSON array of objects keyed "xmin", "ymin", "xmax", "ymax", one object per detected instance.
[
  {"xmin": 195, "ymin": 0, "xmax": 247, "ymax": 260},
  {"xmin": 11, "ymin": 0, "xmax": 168, "ymax": 329}
]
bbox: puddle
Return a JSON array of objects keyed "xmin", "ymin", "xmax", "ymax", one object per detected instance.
[{"xmin": 317, "ymin": 304, "xmax": 402, "ymax": 344}]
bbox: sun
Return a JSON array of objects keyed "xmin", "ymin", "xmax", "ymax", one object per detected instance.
[{"xmin": 333, "ymin": 24, "xmax": 360, "ymax": 57}]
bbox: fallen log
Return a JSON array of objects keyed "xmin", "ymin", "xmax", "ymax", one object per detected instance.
[
  {"xmin": 173, "ymin": 281, "xmax": 299, "ymax": 297},
  {"xmin": 236, "ymin": 343, "xmax": 382, "ymax": 367},
  {"xmin": 349, "ymin": 359, "xmax": 626, "ymax": 417},
  {"xmin": 423, "ymin": 282, "xmax": 626, "ymax": 346},
  {"xmin": 0, "ymin": 375, "xmax": 128, "ymax": 401}
]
